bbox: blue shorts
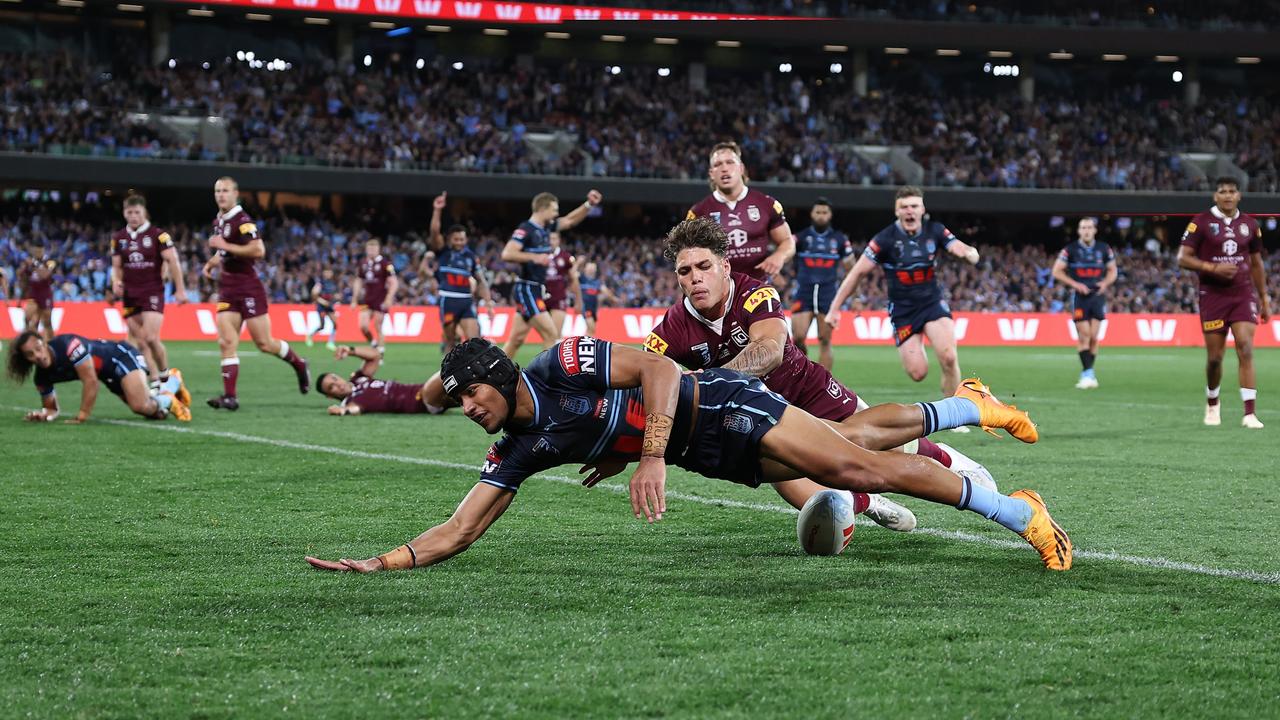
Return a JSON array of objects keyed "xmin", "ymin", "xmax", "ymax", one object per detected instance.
[
  {"xmin": 791, "ymin": 281, "xmax": 837, "ymax": 314},
  {"xmin": 582, "ymin": 303, "xmax": 598, "ymax": 322},
  {"xmin": 673, "ymin": 368, "xmax": 789, "ymax": 488},
  {"xmin": 314, "ymin": 303, "xmax": 336, "ymax": 316},
  {"xmin": 1071, "ymin": 293, "xmax": 1106, "ymax": 322},
  {"xmin": 512, "ymin": 281, "xmax": 548, "ymax": 321},
  {"xmin": 440, "ymin": 296, "xmax": 477, "ymax": 325},
  {"xmin": 101, "ymin": 342, "xmax": 147, "ymax": 396},
  {"xmin": 889, "ymin": 300, "xmax": 952, "ymax": 346}
]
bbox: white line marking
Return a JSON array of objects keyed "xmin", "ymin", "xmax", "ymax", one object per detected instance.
[{"xmin": 80, "ymin": 415, "xmax": 1279, "ymax": 586}]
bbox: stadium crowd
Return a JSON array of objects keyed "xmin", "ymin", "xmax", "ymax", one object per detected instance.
[
  {"xmin": 2, "ymin": 204, "xmax": 1274, "ymax": 315},
  {"xmin": 3, "ymin": 51, "xmax": 1276, "ymax": 192}
]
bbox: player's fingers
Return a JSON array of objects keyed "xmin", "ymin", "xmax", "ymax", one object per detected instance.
[
  {"xmin": 305, "ymin": 556, "xmax": 348, "ymax": 572},
  {"xmin": 628, "ymin": 480, "xmax": 642, "ymax": 519}
]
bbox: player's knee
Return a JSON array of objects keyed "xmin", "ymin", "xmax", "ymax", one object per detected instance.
[
  {"xmin": 1236, "ymin": 342, "xmax": 1254, "ymax": 362},
  {"xmin": 937, "ymin": 348, "xmax": 958, "ymax": 369},
  {"xmin": 905, "ymin": 364, "xmax": 928, "ymax": 382},
  {"xmin": 253, "ymin": 337, "xmax": 275, "ymax": 353}
]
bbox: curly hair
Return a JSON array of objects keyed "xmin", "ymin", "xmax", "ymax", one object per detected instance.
[
  {"xmin": 663, "ymin": 216, "xmax": 729, "ymax": 265},
  {"xmin": 6, "ymin": 330, "xmax": 39, "ymax": 384}
]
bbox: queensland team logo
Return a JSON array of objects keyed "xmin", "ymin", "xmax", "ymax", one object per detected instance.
[
  {"xmin": 747, "ymin": 205, "xmax": 761, "ymax": 222},
  {"xmin": 142, "ymin": 236, "xmax": 152, "ymax": 248},
  {"xmin": 826, "ymin": 379, "xmax": 843, "ymax": 399},
  {"xmin": 730, "ymin": 325, "xmax": 750, "ymax": 347},
  {"xmin": 1223, "ymin": 239, "xmax": 1238, "ymax": 255}
]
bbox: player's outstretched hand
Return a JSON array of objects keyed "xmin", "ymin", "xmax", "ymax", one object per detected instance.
[
  {"xmin": 628, "ymin": 457, "xmax": 667, "ymax": 523},
  {"xmin": 305, "ymin": 556, "xmax": 382, "ymax": 573},
  {"xmin": 586, "ymin": 189, "xmax": 603, "ymax": 206},
  {"xmin": 174, "ymin": 290, "xmax": 190, "ymax": 305},
  {"xmin": 579, "ymin": 459, "xmax": 628, "ymax": 488},
  {"xmin": 755, "ymin": 254, "xmax": 784, "ymax": 277},
  {"xmin": 433, "ymin": 191, "xmax": 447, "ymax": 210},
  {"xmin": 334, "ymin": 345, "xmax": 352, "ymax": 360},
  {"xmin": 824, "ymin": 309, "xmax": 841, "ymax": 328}
]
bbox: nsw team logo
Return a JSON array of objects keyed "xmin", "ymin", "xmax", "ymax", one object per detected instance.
[{"xmin": 723, "ymin": 413, "xmax": 753, "ymax": 434}]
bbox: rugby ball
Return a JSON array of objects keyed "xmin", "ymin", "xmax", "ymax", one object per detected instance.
[{"xmin": 796, "ymin": 489, "xmax": 856, "ymax": 556}]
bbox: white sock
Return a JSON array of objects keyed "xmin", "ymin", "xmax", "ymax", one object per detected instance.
[
  {"xmin": 1206, "ymin": 386, "xmax": 1220, "ymax": 400},
  {"xmin": 220, "ymin": 357, "xmax": 239, "ymax": 368},
  {"xmin": 277, "ymin": 340, "xmax": 290, "ymax": 359},
  {"xmin": 1241, "ymin": 388, "xmax": 1257, "ymax": 402}
]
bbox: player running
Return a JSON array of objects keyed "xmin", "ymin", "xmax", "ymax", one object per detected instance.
[
  {"xmin": 427, "ymin": 192, "xmax": 491, "ymax": 354},
  {"xmin": 686, "ymin": 141, "xmax": 794, "ymax": 282},
  {"xmin": 501, "ymin": 190, "xmax": 602, "ymax": 359},
  {"xmin": 1052, "ymin": 217, "xmax": 1117, "ymax": 389},
  {"xmin": 305, "ymin": 268, "xmax": 340, "ymax": 350},
  {"xmin": 351, "ymin": 237, "xmax": 399, "ymax": 356},
  {"xmin": 826, "ymin": 185, "xmax": 980, "ymax": 398},
  {"xmin": 577, "ymin": 261, "xmax": 617, "ymax": 336},
  {"xmin": 201, "ymin": 176, "xmax": 311, "ymax": 410},
  {"xmin": 790, "ymin": 197, "xmax": 854, "ymax": 370},
  {"xmin": 645, "ymin": 216, "xmax": 1026, "ymax": 529},
  {"xmin": 18, "ymin": 245, "xmax": 56, "ymax": 341},
  {"xmin": 1178, "ymin": 176, "xmax": 1272, "ymax": 429},
  {"xmin": 305, "ymin": 337, "xmax": 1071, "ymax": 573},
  {"xmin": 315, "ymin": 344, "xmax": 450, "ymax": 416},
  {"xmin": 7, "ymin": 331, "xmax": 191, "ymax": 423},
  {"xmin": 111, "ymin": 193, "xmax": 190, "ymax": 389}
]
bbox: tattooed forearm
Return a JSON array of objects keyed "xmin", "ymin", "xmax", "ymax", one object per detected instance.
[
  {"xmin": 642, "ymin": 412, "xmax": 674, "ymax": 458},
  {"xmin": 722, "ymin": 340, "xmax": 784, "ymax": 377}
]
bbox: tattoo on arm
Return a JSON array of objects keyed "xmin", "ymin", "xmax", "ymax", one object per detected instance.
[
  {"xmin": 642, "ymin": 413, "xmax": 674, "ymax": 458},
  {"xmin": 722, "ymin": 339, "xmax": 783, "ymax": 377}
]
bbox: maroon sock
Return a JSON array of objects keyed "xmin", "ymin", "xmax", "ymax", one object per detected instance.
[
  {"xmin": 852, "ymin": 492, "xmax": 870, "ymax": 514},
  {"xmin": 1245, "ymin": 399, "xmax": 1256, "ymax": 415},
  {"xmin": 1207, "ymin": 394, "xmax": 1220, "ymax": 407},
  {"xmin": 221, "ymin": 360, "xmax": 239, "ymax": 397},
  {"xmin": 916, "ymin": 437, "xmax": 953, "ymax": 468},
  {"xmin": 282, "ymin": 346, "xmax": 306, "ymax": 372}
]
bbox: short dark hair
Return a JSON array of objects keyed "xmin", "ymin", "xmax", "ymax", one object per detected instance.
[
  {"xmin": 6, "ymin": 330, "xmax": 39, "ymax": 384},
  {"xmin": 124, "ymin": 193, "xmax": 146, "ymax": 208},
  {"xmin": 315, "ymin": 372, "xmax": 336, "ymax": 395},
  {"xmin": 446, "ymin": 224, "xmax": 467, "ymax": 237},
  {"xmin": 1215, "ymin": 176, "xmax": 1240, "ymax": 191},
  {"xmin": 663, "ymin": 217, "xmax": 729, "ymax": 265},
  {"xmin": 895, "ymin": 185, "xmax": 924, "ymax": 201},
  {"xmin": 812, "ymin": 196, "xmax": 832, "ymax": 209}
]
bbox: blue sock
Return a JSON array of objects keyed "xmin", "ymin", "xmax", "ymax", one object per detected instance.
[
  {"xmin": 154, "ymin": 393, "xmax": 173, "ymax": 412},
  {"xmin": 917, "ymin": 397, "xmax": 982, "ymax": 434},
  {"xmin": 956, "ymin": 476, "xmax": 1031, "ymax": 533},
  {"xmin": 162, "ymin": 375, "xmax": 181, "ymax": 394}
]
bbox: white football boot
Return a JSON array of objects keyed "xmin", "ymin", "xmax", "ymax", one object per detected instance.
[
  {"xmin": 937, "ymin": 443, "xmax": 998, "ymax": 492},
  {"xmin": 1242, "ymin": 414, "xmax": 1264, "ymax": 429},
  {"xmin": 862, "ymin": 494, "xmax": 917, "ymax": 532},
  {"xmin": 1204, "ymin": 404, "xmax": 1221, "ymax": 426}
]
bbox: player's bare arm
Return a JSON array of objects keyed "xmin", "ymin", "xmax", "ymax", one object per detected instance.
[
  {"xmin": 210, "ymin": 236, "xmax": 265, "ymax": 260},
  {"xmin": 162, "ymin": 246, "xmax": 189, "ymax": 303},
  {"xmin": 1250, "ymin": 251, "xmax": 1271, "ymax": 321},
  {"xmin": 755, "ymin": 222, "xmax": 795, "ymax": 277},
  {"xmin": 428, "ymin": 192, "xmax": 447, "ymax": 251},
  {"xmin": 1098, "ymin": 259, "xmax": 1118, "ymax": 293},
  {"xmin": 722, "ymin": 318, "xmax": 787, "ymax": 378},
  {"xmin": 384, "ymin": 274, "xmax": 400, "ymax": 311},
  {"xmin": 349, "ymin": 276, "xmax": 363, "ymax": 308},
  {"xmin": 24, "ymin": 392, "xmax": 59, "ymax": 423},
  {"xmin": 1052, "ymin": 257, "xmax": 1090, "ymax": 295},
  {"xmin": 599, "ymin": 343, "xmax": 682, "ymax": 522},
  {"xmin": 826, "ymin": 254, "xmax": 877, "ymax": 326},
  {"xmin": 306, "ymin": 482, "xmax": 515, "ymax": 573},
  {"xmin": 946, "ymin": 236, "xmax": 980, "ymax": 265},
  {"xmin": 110, "ymin": 255, "xmax": 124, "ymax": 297},
  {"xmin": 65, "ymin": 360, "xmax": 99, "ymax": 424},
  {"xmin": 501, "ymin": 240, "xmax": 551, "ymax": 266},
  {"xmin": 555, "ymin": 190, "xmax": 603, "ymax": 232},
  {"xmin": 1177, "ymin": 245, "xmax": 1237, "ymax": 280},
  {"xmin": 201, "ymin": 253, "xmax": 222, "ymax": 280},
  {"xmin": 335, "ymin": 344, "xmax": 381, "ymax": 377}
]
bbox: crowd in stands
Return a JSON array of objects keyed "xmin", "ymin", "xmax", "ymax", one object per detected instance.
[
  {"xmin": 2, "ymin": 204, "xmax": 1273, "ymax": 316},
  {"xmin": 3, "ymin": 51, "xmax": 1277, "ymax": 193}
]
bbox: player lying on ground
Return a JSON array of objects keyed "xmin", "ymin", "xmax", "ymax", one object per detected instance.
[
  {"xmin": 7, "ymin": 331, "xmax": 191, "ymax": 423},
  {"xmin": 315, "ymin": 344, "xmax": 451, "ymax": 416},
  {"xmin": 306, "ymin": 338, "xmax": 1072, "ymax": 574}
]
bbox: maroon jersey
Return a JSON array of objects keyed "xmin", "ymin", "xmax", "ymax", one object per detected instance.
[
  {"xmin": 344, "ymin": 369, "xmax": 428, "ymax": 414},
  {"xmin": 212, "ymin": 205, "xmax": 263, "ymax": 294},
  {"xmin": 544, "ymin": 247, "xmax": 575, "ymax": 309},
  {"xmin": 1181, "ymin": 207, "xmax": 1263, "ymax": 298},
  {"xmin": 21, "ymin": 257, "xmax": 56, "ymax": 304},
  {"xmin": 359, "ymin": 254, "xmax": 396, "ymax": 309},
  {"xmin": 645, "ymin": 272, "xmax": 859, "ymax": 421},
  {"xmin": 113, "ymin": 223, "xmax": 173, "ymax": 296},
  {"xmin": 687, "ymin": 187, "xmax": 787, "ymax": 281}
]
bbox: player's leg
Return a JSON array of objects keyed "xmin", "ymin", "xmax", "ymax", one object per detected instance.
[
  {"xmin": 324, "ymin": 310, "xmax": 338, "ymax": 349},
  {"xmin": 119, "ymin": 368, "xmax": 189, "ymax": 420},
  {"xmin": 124, "ymin": 312, "xmax": 155, "ymax": 383},
  {"xmin": 1203, "ymin": 329, "xmax": 1227, "ymax": 426},
  {"xmin": 140, "ymin": 311, "xmax": 169, "ymax": 385},
  {"xmin": 1073, "ymin": 319, "xmax": 1094, "ymax": 388},
  {"xmin": 790, "ymin": 309, "xmax": 813, "ymax": 358},
  {"xmin": 550, "ymin": 309, "xmax": 567, "ymax": 340},
  {"xmin": 23, "ymin": 300, "xmax": 38, "ymax": 333},
  {"xmin": 246, "ymin": 314, "xmax": 311, "ymax": 394},
  {"xmin": 527, "ymin": 310, "xmax": 560, "ymax": 351},
  {"xmin": 758, "ymin": 406, "xmax": 1070, "ymax": 569},
  {"xmin": 1232, "ymin": 320, "xmax": 1262, "ymax": 427},
  {"xmin": 896, "ymin": 332, "xmax": 930, "ymax": 383},
  {"xmin": 922, "ymin": 316, "xmax": 962, "ymax": 396},
  {"xmin": 211, "ymin": 309, "xmax": 244, "ymax": 408},
  {"xmin": 458, "ymin": 317, "xmax": 481, "ymax": 343},
  {"xmin": 441, "ymin": 319, "xmax": 459, "ymax": 354},
  {"xmin": 39, "ymin": 306, "xmax": 54, "ymax": 341},
  {"xmin": 585, "ymin": 315, "xmax": 598, "ymax": 336},
  {"xmin": 815, "ymin": 312, "xmax": 835, "ymax": 370},
  {"xmin": 503, "ymin": 313, "xmax": 531, "ymax": 357}
]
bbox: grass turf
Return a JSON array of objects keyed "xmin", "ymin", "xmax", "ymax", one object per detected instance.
[{"xmin": 1, "ymin": 340, "xmax": 1277, "ymax": 718}]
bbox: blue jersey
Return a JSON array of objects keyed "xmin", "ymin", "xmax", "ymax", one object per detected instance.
[
  {"xmin": 435, "ymin": 247, "xmax": 480, "ymax": 299},
  {"xmin": 793, "ymin": 226, "xmax": 853, "ymax": 286},
  {"xmin": 32, "ymin": 334, "xmax": 140, "ymax": 396},
  {"xmin": 509, "ymin": 218, "xmax": 558, "ymax": 285},
  {"xmin": 580, "ymin": 276, "xmax": 602, "ymax": 312},
  {"xmin": 316, "ymin": 278, "xmax": 338, "ymax": 304},
  {"xmin": 1057, "ymin": 240, "xmax": 1114, "ymax": 291},
  {"xmin": 865, "ymin": 221, "xmax": 958, "ymax": 306}
]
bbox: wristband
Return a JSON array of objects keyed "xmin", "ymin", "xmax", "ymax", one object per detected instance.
[{"xmin": 377, "ymin": 544, "xmax": 416, "ymax": 570}]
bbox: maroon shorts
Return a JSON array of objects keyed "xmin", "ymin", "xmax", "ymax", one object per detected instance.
[
  {"xmin": 123, "ymin": 291, "xmax": 164, "ymax": 318},
  {"xmin": 764, "ymin": 360, "xmax": 860, "ymax": 422},
  {"xmin": 546, "ymin": 293, "xmax": 569, "ymax": 312},
  {"xmin": 362, "ymin": 289, "xmax": 388, "ymax": 312},
  {"xmin": 24, "ymin": 292, "xmax": 53, "ymax": 311},
  {"xmin": 1198, "ymin": 291, "xmax": 1258, "ymax": 333},
  {"xmin": 217, "ymin": 279, "xmax": 269, "ymax": 319}
]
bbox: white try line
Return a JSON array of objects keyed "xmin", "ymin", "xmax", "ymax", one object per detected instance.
[{"xmin": 73, "ymin": 416, "xmax": 1280, "ymax": 587}]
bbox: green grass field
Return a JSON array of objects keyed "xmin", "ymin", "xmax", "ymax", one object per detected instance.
[{"xmin": 1, "ymin": 340, "xmax": 1277, "ymax": 719}]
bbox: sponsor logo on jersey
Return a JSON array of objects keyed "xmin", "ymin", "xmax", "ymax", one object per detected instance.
[
  {"xmin": 772, "ymin": 200, "xmax": 783, "ymax": 216},
  {"xmin": 1186, "ymin": 222, "xmax": 1197, "ymax": 234},
  {"xmin": 1203, "ymin": 319, "xmax": 1225, "ymax": 332},
  {"xmin": 512, "ymin": 228, "xmax": 527, "ymax": 240},
  {"xmin": 593, "ymin": 396, "xmax": 610, "ymax": 418},
  {"xmin": 728, "ymin": 228, "xmax": 749, "ymax": 247},
  {"xmin": 691, "ymin": 342, "xmax": 711, "ymax": 365},
  {"xmin": 238, "ymin": 222, "xmax": 257, "ymax": 236},
  {"xmin": 1222, "ymin": 239, "xmax": 1238, "ymax": 255},
  {"xmin": 723, "ymin": 412, "xmax": 754, "ymax": 434},
  {"xmin": 643, "ymin": 332, "xmax": 668, "ymax": 354},
  {"xmin": 482, "ymin": 444, "xmax": 502, "ymax": 474},
  {"xmin": 743, "ymin": 286, "xmax": 780, "ymax": 313}
]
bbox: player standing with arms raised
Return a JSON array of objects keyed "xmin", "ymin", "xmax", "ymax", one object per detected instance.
[
  {"xmin": 202, "ymin": 176, "xmax": 311, "ymax": 410},
  {"xmin": 111, "ymin": 193, "xmax": 190, "ymax": 390},
  {"xmin": 826, "ymin": 186, "xmax": 980, "ymax": 398},
  {"xmin": 686, "ymin": 141, "xmax": 794, "ymax": 282},
  {"xmin": 790, "ymin": 197, "xmax": 854, "ymax": 370},
  {"xmin": 1178, "ymin": 177, "xmax": 1271, "ymax": 428},
  {"xmin": 427, "ymin": 192, "xmax": 491, "ymax": 354},
  {"xmin": 18, "ymin": 245, "xmax": 56, "ymax": 341},
  {"xmin": 501, "ymin": 190, "xmax": 601, "ymax": 358},
  {"xmin": 1052, "ymin": 217, "xmax": 1117, "ymax": 389},
  {"xmin": 351, "ymin": 238, "xmax": 399, "ymax": 356}
]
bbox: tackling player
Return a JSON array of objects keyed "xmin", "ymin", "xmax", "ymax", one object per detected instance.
[
  {"xmin": 1052, "ymin": 218, "xmax": 1117, "ymax": 389},
  {"xmin": 645, "ymin": 217, "xmax": 1025, "ymax": 529},
  {"xmin": 351, "ymin": 237, "xmax": 399, "ymax": 356},
  {"xmin": 501, "ymin": 189, "xmax": 602, "ymax": 358},
  {"xmin": 18, "ymin": 245, "xmax": 56, "ymax": 341},
  {"xmin": 201, "ymin": 176, "xmax": 311, "ymax": 410},
  {"xmin": 305, "ymin": 338, "xmax": 1071, "ymax": 573},
  {"xmin": 826, "ymin": 186, "xmax": 980, "ymax": 398},
  {"xmin": 315, "ymin": 345, "xmax": 450, "ymax": 416},
  {"xmin": 305, "ymin": 268, "xmax": 340, "ymax": 350},
  {"xmin": 790, "ymin": 197, "xmax": 854, "ymax": 370},
  {"xmin": 111, "ymin": 193, "xmax": 190, "ymax": 389},
  {"xmin": 577, "ymin": 261, "xmax": 617, "ymax": 336},
  {"xmin": 1178, "ymin": 176, "xmax": 1272, "ymax": 428},
  {"xmin": 687, "ymin": 141, "xmax": 794, "ymax": 282},
  {"xmin": 7, "ymin": 331, "xmax": 191, "ymax": 423},
  {"xmin": 428, "ymin": 192, "xmax": 491, "ymax": 354}
]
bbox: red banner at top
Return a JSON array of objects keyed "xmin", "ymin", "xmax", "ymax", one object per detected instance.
[{"xmin": 181, "ymin": 0, "xmax": 811, "ymax": 22}]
